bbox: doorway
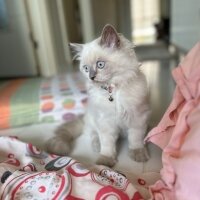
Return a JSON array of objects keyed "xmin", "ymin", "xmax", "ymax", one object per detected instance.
[{"xmin": 130, "ymin": 0, "xmax": 160, "ymax": 45}]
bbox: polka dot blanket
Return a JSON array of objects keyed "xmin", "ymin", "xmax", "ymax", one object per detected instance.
[{"xmin": 0, "ymin": 72, "xmax": 87, "ymax": 129}]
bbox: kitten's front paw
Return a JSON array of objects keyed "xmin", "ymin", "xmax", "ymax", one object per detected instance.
[
  {"xmin": 129, "ymin": 147, "xmax": 149, "ymax": 162},
  {"xmin": 96, "ymin": 155, "xmax": 117, "ymax": 167},
  {"xmin": 91, "ymin": 137, "xmax": 100, "ymax": 152}
]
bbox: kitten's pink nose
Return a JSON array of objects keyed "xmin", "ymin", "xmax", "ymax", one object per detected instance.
[
  {"xmin": 89, "ymin": 69, "xmax": 96, "ymax": 80},
  {"xmin": 90, "ymin": 76, "xmax": 96, "ymax": 80}
]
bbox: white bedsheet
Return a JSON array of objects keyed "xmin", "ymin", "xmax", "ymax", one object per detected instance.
[{"xmin": 0, "ymin": 123, "xmax": 162, "ymax": 199}]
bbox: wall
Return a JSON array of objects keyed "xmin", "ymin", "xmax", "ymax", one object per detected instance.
[
  {"xmin": 171, "ymin": 0, "xmax": 200, "ymax": 51},
  {"xmin": 75, "ymin": 0, "xmax": 131, "ymax": 43},
  {"xmin": 0, "ymin": 0, "xmax": 37, "ymax": 78}
]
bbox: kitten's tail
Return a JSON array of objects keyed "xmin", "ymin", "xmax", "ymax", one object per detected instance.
[{"xmin": 45, "ymin": 116, "xmax": 84, "ymax": 156}]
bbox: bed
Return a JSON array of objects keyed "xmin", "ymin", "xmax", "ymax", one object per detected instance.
[{"xmin": 0, "ymin": 72, "xmax": 162, "ymax": 199}]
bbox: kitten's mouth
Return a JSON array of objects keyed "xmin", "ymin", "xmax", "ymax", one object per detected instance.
[
  {"xmin": 90, "ymin": 76, "xmax": 110, "ymax": 83},
  {"xmin": 91, "ymin": 78, "xmax": 107, "ymax": 83}
]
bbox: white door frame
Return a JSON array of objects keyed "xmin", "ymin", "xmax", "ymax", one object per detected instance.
[{"xmin": 25, "ymin": 0, "xmax": 59, "ymax": 77}]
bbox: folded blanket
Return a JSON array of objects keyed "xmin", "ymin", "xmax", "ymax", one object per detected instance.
[
  {"xmin": 145, "ymin": 42, "xmax": 200, "ymax": 200},
  {"xmin": 0, "ymin": 136, "xmax": 147, "ymax": 200},
  {"xmin": 0, "ymin": 72, "xmax": 87, "ymax": 129}
]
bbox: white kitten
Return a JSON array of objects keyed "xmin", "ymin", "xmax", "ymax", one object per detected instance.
[{"xmin": 46, "ymin": 24, "xmax": 150, "ymax": 167}]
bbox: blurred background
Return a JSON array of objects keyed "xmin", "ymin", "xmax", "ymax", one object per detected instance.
[
  {"xmin": 0, "ymin": 0, "xmax": 199, "ymax": 78},
  {"xmin": 0, "ymin": 0, "xmax": 200, "ymax": 126}
]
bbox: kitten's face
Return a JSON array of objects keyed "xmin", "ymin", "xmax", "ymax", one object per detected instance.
[
  {"xmin": 79, "ymin": 41, "xmax": 115, "ymax": 83},
  {"xmin": 80, "ymin": 57, "xmax": 112, "ymax": 83},
  {"xmin": 70, "ymin": 25, "xmax": 138, "ymax": 84}
]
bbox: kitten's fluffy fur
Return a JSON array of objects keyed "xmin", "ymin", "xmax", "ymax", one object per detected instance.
[{"xmin": 46, "ymin": 25, "xmax": 150, "ymax": 167}]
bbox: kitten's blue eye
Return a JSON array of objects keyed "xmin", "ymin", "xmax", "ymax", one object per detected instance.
[
  {"xmin": 83, "ymin": 65, "xmax": 89, "ymax": 72},
  {"xmin": 96, "ymin": 61, "xmax": 105, "ymax": 69}
]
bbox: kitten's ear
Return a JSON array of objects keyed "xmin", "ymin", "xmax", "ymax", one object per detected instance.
[
  {"xmin": 69, "ymin": 43, "xmax": 83, "ymax": 60},
  {"xmin": 100, "ymin": 24, "xmax": 120, "ymax": 49}
]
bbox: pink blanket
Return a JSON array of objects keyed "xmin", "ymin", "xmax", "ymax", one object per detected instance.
[
  {"xmin": 0, "ymin": 136, "xmax": 150, "ymax": 200},
  {"xmin": 145, "ymin": 42, "xmax": 200, "ymax": 200}
]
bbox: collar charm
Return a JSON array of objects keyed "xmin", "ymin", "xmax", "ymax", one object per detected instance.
[{"xmin": 101, "ymin": 84, "xmax": 115, "ymax": 102}]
